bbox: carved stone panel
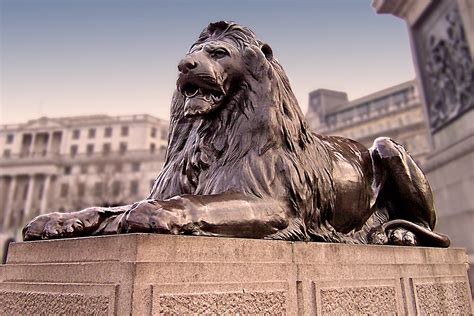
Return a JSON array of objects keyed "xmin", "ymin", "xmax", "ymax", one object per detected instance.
[
  {"xmin": 0, "ymin": 291, "xmax": 110, "ymax": 315},
  {"xmin": 151, "ymin": 281, "xmax": 289, "ymax": 314},
  {"xmin": 158, "ymin": 291, "xmax": 287, "ymax": 314},
  {"xmin": 312, "ymin": 278, "xmax": 403, "ymax": 315},
  {"xmin": 411, "ymin": 276, "xmax": 472, "ymax": 315},
  {"xmin": 319, "ymin": 286, "xmax": 397, "ymax": 315},
  {"xmin": 413, "ymin": 1, "xmax": 474, "ymax": 132}
]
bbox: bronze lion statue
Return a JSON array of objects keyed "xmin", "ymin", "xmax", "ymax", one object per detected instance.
[{"xmin": 23, "ymin": 21, "xmax": 449, "ymax": 247}]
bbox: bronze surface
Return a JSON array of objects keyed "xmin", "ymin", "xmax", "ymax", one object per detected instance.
[{"xmin": 22, "ymin": 21, "xmax": 449, "ymax": 247}]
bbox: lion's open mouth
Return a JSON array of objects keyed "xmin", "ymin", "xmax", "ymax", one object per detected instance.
[{"xmin": 178, "ymin": 76, "xmax": 226, "ymax": 117}]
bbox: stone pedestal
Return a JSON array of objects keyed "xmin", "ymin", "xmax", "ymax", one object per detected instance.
[{"xmin": 0, "ymin": 234, "xmax": 472, "ymax": 315}]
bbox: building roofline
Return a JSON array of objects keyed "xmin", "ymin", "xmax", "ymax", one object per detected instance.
[
  {"xmin": 348, "ymin": 79, "xmax": 415, "ymax": 106},
  {"xmin": 1, "ymin": 114, "xmax": 169, "ymax": 131},
  {"xmin": 309, "ymin": 89, "xmax": 348, "ymax": 98},
  {"xmin": 328, "ymin": 79, "xmax": 416, "ymax": 114}
]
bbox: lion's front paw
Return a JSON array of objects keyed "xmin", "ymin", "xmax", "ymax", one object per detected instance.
[
  {"xmin": 23, "ymin": 213, "xmax": 85, "ymax": 241},
  {"xmin": 22, "ymin": 207, "xmax": 105, "ymax": 241},
  {"xmin": 121, "ymin": 200, "xmax": 186, "ymax": 234}
]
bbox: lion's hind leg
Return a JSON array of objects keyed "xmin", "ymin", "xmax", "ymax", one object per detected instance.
[{"xmin": 368, "ymin": 137, "xmax": 449, "ymax": 247}]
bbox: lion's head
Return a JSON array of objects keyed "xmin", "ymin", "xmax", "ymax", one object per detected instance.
[
  {"xmin": 176, "ymin": 21, "xmax": 274, "ymax": 117},
  {"xmin": 165, "ymin": 21, "xmax": 314, "ymax": 161}
]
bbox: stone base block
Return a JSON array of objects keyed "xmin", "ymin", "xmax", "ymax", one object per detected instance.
[{"xmin": 0, "ymin": 234, "xmax": 472, "ymax": 315}]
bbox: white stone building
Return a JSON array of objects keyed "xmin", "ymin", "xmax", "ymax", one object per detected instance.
[
  {"xmin": 306, "ymin": 80, "xmax": 431, "ymax": 167},
  {"xmin": 0, "ymin": 114, "xmax": 168, "ymax": 245}
]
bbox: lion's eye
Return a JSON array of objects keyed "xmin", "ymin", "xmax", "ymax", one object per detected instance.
[{"xmin": 210, "ymin": 49, "xmax": 228, "ymax": 59}]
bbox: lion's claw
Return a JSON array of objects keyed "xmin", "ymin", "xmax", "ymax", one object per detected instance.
[{"xmin": 63, "ymin": 218, "xmax": 84, "ymax": 234}]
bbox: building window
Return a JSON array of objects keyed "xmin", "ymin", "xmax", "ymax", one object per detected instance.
[
  {"xmin": 70, "ymin": 145, "xmax": 78, "ymax": 157},
  {"xmin": 6, "ymin": 134, "xmax": 14, "ymax": 144},
  {"xmin": 161, "ymin": 129, "xmax": 167, "ymax": 140},
  {"xmin": 102, "ymin": 143, "xmax": 111, "ymax": 155},
  {"xmin": 121, "ymin": 126, "xmax": 129, "ymax": 136},
  {"xmin": 88, "ymin": 128, "xmax": 96, "ymax": 139},
  {"xmin": 393, "ymin": 90, "xmax": 408, "ymax": 105},
  {"xmin": 78, "ymin": 182, "xmax": 86, "ymax": 197},
  {"xmin": 72, "ymin": 129, "xmax": 80, "ymax": 139},
  {"xmin": 131, "ymin": 162, "xmax": 140, "ymax": 172},
  {"xmin": 80, "ymin": 165, "xmax": 88, "ymax": 174},
  {"xmin": 94, "ymin": 182, "xmax": 103, "ymax": 197},
  {"xmin": 112, "ymin": 181, "xmax": 121, "ymax": 196},
  {"xmin": 160, "ymin": 145, "xmax": 167, "ymax": 152},
  {"xmin": 64, "ymin": 166, "xmax": 72, "ymax": 175},
  {"xmin": 119, "ymin": 142, "xmax": 127, "ymax": 154},
  {"xmin": 151, "ymin": 127, "xmax": 157, "ymax": 138},
  {"xmin": 96, "ymin": 163, "xmax": 105, "ymax": 173},
  {"xmin": 130, "ymin": 180, "xmax": 139, "ymax": 195},
  {"xmin": 104, "ymin": 127, "xmax": 113, "ymax": 138},
  {"xmin": 86, "ymin": 144, "xmax": 94, "ymax": 156},
  {"xmin": 3, "ymin": 149, "xmax": 11, "ymax": 158},
  {"xmin": 115, "ymin": 163, "xmax": 123, "ymax": 172},
  {"xmin": 150, "ymin": 143, "xmax": 156, "ymax": 153},
  {"xmin": 60, "ymin": 183, "xmax": 69, "ymax": 198}
]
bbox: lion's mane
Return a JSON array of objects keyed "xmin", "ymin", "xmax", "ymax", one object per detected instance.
[{"xmin": 149, "ymin": 21, "xmax": 344, "ymax": 242}]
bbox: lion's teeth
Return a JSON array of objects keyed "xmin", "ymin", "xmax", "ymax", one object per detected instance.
[
  {"xmin": 184, "ymin": 89, "xmax": 198, "ymax": 98},
  {"xmin": 211, "ymin": 93, "xmax": 223, "ymax": 102}
]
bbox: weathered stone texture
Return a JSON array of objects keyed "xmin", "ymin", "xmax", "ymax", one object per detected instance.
[
  {"xmin": 158, "ymin": 291, "xmax": 286, "ymax": 314},
  {"xmin": 415, "ymin": 282, "xmax": 471, "ymax": 315},
  {"xmin": 0, "ymin": 291, "xmax": 109, "ymax": 315},
  {"xmin": 320, "ymin": 286, "xmax": 397, "ymax": 315},
  {"xmin": 0, "ymin": 234, "xmax": 472, "ymax": 314}
]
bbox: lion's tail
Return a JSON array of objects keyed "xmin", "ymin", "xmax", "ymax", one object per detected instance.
[{"xmin": 381, "ymin": 219, "xmax": 450, "ymax": 248}]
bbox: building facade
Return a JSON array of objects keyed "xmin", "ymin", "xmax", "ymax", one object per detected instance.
[
  {"xmin": 0, "ymin": 114, "xmax": 169, "ymax": 243},
  {"xmin": 306, "ymin": 80, "xmax": 431, "ymax": 167}
]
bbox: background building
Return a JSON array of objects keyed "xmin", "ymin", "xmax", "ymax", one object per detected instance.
[
  {"xmin": 0, "ymin": 114, "xmax": 169, "ymax": 248},
  {"xmin": 306, "ymin": 80, "xmax": 431, "ymax": 167}
]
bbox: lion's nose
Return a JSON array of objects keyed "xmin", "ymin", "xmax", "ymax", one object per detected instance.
[{"xmin": 178, "ymin": 57, "xmax": 198, "ymax": 74}]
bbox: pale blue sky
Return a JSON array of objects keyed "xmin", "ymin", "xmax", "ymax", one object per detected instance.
[{"xmin": 0, "ymin": 0, "xmax": 414, "ymax": 123}]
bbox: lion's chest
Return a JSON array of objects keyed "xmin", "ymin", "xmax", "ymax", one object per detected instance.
[{"xmin": 181, "ymin": 133, "xmax": 222, "ymax": 190}]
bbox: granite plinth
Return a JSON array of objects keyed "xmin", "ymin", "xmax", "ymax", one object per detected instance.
[{"xmin": 0, "ymin": 234, "xmax": 472, "ymax": 315}]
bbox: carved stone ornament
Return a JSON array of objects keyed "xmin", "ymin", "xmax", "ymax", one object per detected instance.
[
  {"xmin": 23, "ymin": 21, "xmax": 450, "ymax": 247},
  {"xmin": 424, "ymin": 7, "xmax": 474, "ymax": 131}
]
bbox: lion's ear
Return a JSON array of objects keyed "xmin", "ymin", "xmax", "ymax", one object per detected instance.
[{"xmin": 261, "ymin": 44, "xmax": 273, "ymax": 61}]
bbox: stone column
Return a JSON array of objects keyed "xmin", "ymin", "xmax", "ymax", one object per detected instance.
[
  {"xmin": 0, "ymin": 177, "xmax": 7, "ymax": 227},
  {"xmin": 23, "ymin": 175, "xmax": 36, "ymax": 222},
  {"xmin": 40, "ymin": 175, "xmax": 51, "ymax": 214},
  {"xmin": 28, "ymin": 133, "xmax": 36, "ymax": 157},
  {"xmin": 3, "ymin": 176, "xmax": 17, "ymax": 230},
  {"xmin": 373, "ymin": 0, "xmax": 474, "ymax": 296}
]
